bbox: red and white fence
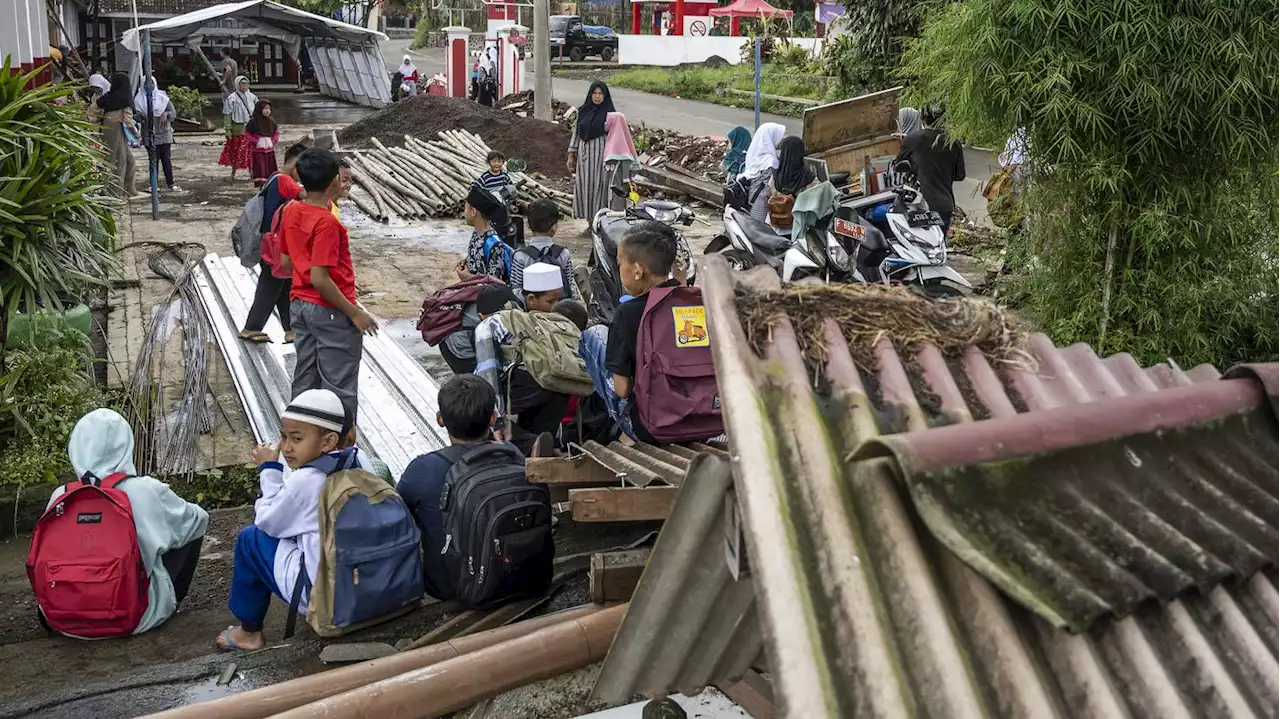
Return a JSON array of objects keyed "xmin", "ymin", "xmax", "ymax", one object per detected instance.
[{"xmin": 2, "ymin": 0, "xmax": 54, "ymax": 86}]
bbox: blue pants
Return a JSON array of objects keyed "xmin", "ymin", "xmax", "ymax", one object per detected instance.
[
  {"xmin": 229, "ymin": 525, "xmax": 281, "ymax": 632},
  {"xmin": 580, "ymin": 325, "xmax": 635, "ymax": 440}
]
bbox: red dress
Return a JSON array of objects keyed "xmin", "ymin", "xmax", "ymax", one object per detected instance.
[
  {"xmin": 245, "ymin": 129, "xmax": 280, "ymax": 186},
  {"xmin": 218, "ymin": 132, "xmax": 252, "ymax": 170}
]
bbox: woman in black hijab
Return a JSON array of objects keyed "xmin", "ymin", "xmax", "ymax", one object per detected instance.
[
  {"xmin": 773, "ymin": 135, "xmax": 814, "ymax": 196},
  {"xmin": 89, "ymin": 72, "xmax": 140, "ymax": 198},
  {"xmin": 566, "ymin": 81, "xmax": 616, "ymax": 219}
]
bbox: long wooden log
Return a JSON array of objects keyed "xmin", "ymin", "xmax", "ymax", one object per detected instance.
[
  {"xmin": 355, "ymin": 153, "xmax": 431, "ymax": 204},
  {"xmin": 375, "ymin": 149, "xmax": 442, "ymax": 206},
  {"xmin": 347, "ymin": 185, "xmax": 384, "ymax": 222},
  {"xmin": 349, "ymin": 166, "xmax": 391, "ymax": 220},
  {"xmin": 351, "ymin": 156, "xmax": 419, "ymax": 217}
]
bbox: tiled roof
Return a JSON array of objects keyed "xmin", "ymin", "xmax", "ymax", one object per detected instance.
[{"xmin": 594, "ymin": 255, "xmax": 1279, "ymax": 718}]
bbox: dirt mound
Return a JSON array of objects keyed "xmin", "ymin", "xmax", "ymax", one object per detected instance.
[{"xmin": 338, "ymin": 94, "xmax": 572, "ymax": 178}]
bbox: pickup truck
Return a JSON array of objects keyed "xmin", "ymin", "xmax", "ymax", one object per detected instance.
[{"xmin": 549, "ymin": 15, "xmax": 619, "ymax": 62}]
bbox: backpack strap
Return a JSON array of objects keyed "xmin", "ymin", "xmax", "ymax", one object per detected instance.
[
  {"xmin": 284, "ymin": 552, "xmax": 313, "ymax": 639},
  {"xmin": 99, "ymin": 472, "xmax": 132, "ymax": 489},
  {"xmin": 304, "ymin": 448, "xmax": 358, "ymax": 476}
]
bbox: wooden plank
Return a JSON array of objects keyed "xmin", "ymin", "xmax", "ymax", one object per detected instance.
[
  {"xmin": 636, "ymin": 165, "xmax": 723, "ymax": 207},
  {"xmin": 526, "ymin": 455, "xmax": 621, "ymax": 486},
  {"xmin": 589, "ymin": 548, "xmax": 653, "ymax": 603},
  {"xmin": 718, "ymin": 669, "xmax": 777, "ymax": 719},
  {"xmin": 813, "ymin": 136, "xmax": 901, "ymax": 178},
  {"xmin": 802, "ymin": 86, "xmax": 901, "ymax": 155},
  {"xmin": 723, "ymin": 88, "xmax": 820, "ymax": 106},
  {"xmin": 569, "ymin": 486, "xmax": 679, "ymax": 522}
]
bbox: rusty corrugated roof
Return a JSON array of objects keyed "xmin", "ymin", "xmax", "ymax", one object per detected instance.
[{"xmin": 597, "ymin": 256, "xmax": 1279, "ymax": 718}]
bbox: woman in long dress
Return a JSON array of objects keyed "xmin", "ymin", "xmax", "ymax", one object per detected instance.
[
  {"xmin": 218, "ymin": 75, "xmax": 256, "ymax": 179},
  {"xmin": 87, "ymin": 72, "xmax": 140, "ymax": 199},
  {"xmin": 741, "ymin": 121, "xmax": 786, "ymax": 222},
  {"xmin": 566, "ymin": 81, "xmax": 615, "ymax": 220},
  {"xmin": 602, "ymin": 112, "xmax": 636, "ymax": 211}
]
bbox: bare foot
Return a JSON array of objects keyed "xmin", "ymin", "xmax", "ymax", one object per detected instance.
[
  {"xmin": 216, "ymin": 625, "xmax": 266, "ymax": 652},
  {"xmin": 618, "ymin": 433, "xmax": 637, "ymax": 448}
]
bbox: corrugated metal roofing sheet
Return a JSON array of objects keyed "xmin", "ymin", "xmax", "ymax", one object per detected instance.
[{"xmin": 596, "ymin": 256, "xmax": 1279, "ymax": 718}]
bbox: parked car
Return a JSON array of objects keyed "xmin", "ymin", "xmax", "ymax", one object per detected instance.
[{"xmin": 549, "ymin": 15, "xmax": 619, "ymax": 62}]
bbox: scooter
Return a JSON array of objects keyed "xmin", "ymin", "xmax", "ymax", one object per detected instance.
[
  {"xmin": 707, "ymin": 204, "xmax": 825, "ymax": 283},
  {"xmin": 587, "ymin": 187, "xmax": 697, "ymax": 325}
]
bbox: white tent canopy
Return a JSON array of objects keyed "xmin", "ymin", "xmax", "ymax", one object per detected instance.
[{"xmin": 121, "ymin": 0, "xmax": 390, "ymax": 108}]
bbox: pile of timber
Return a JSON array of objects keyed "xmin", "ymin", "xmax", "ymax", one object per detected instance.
[{"xmin": 343, "ymin": 129, "xmax": 573, "ymax": 223}]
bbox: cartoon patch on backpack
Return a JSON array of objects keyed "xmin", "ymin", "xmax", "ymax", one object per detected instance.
[{"xmin": 672, "ymin": 306, "xmax": 710, "ymax": 347}]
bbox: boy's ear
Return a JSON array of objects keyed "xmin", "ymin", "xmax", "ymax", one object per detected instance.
[
  {"xmin": 436, "ymin": 411, "xmax": 446, "ymax": 428},
  {"xmin": 488, "ymin": 410, "xmax": 498, "ymax": 428},
  {"xmin": 322, "ymin": 430, "xmax": 341, "ymax": 452}
]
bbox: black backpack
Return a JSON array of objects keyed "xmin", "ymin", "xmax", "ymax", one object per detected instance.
[
  {"xmin": 424, "ymin": 443, "xmax": 553, "ymax": 608},
  {"xmin": 517, "ymin": 244, "xmax": 572, "ymax": 294},
  {"xmin": 724, "ymin": 174, "xmax": 767, "ymax": 211}
]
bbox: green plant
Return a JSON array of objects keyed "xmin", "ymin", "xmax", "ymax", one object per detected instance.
[
  {"xmin": 0, "ymin": 61, "xmax": 118, "ymax": 371},
  {"xmin": 0, "ymin": 317, "xmax": 103, "ymax": 488},
  {"xmin": 167, "ymin": 85, "xmax": 208, "ymax": 121},
  {"xmin": 904, "ymin": 0, "xmax": 1279, "ymax": 367},
  {"xmin": 832, "ymin": 0, "xmax": 927, "ymax": 92}
]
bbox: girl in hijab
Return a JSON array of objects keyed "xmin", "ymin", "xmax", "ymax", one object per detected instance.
[
  {"xmin": 87, "ymin": 73, "xmax": 111, "ymax": 106},
  {"xmin": 475, "ymin": 48, "xmax": 498, "ymax": 106},
  {"xmin": 219, "ymin": 76, "xmax": 256, "ymax": 179},
  {"xmin": 567, "ymin": 80, "xmax": 616, "ymax": 220},
  {"xmin": 133, "ymin": 75, "xmax": 181, "ymax": 193},
  {"xmin": 89, "ymin": 72, "xmax": 141, "ymax": 199},
  {"xmin": 398, "ymin": 54, "xmax": 419, "ymax": 97},
  {"xmin": 764, "ymin": 135, "xmax": 816, "ymax": 229},
  {"xmin": 895, "ymin": 107, "xmax": 922, "ymax": 138},
  {"xmin": 742, "ymin": 122, "xmax": 786, "ymax": 222},
  {"xmin": 603, "ymin": 112, "xmax": 637, "ymax": 211},
  {"xmin": 721, "ymin": 125, "xmax": 752, "ymax": 179},
  {"xmin": 244, "ymin": 100, "xmax": 279, "ymax": 187}
]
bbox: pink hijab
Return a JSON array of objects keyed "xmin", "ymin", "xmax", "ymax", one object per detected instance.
[{"xmin": 603, "ymin": 112, "xmax": 636, "ymax": 163}]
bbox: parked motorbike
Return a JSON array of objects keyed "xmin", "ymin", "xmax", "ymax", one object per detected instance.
[{"xmin": 587, "ymin": 188, "xmax": 697, "ymax": 325}]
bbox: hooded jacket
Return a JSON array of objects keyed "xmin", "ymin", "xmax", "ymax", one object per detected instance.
[{"xmin": 49, "ymin": 409, "xmax": 209, "ymax": 634}]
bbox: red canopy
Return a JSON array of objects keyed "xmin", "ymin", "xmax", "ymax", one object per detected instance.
[{"xmin": 708, "ymin": 0, "xmax": 793, "ymax": 18}]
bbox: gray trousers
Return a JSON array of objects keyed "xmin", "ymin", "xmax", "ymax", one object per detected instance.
[{"xmin": 290, "ymin": 300, "xmax": 363, "ymax": 425}]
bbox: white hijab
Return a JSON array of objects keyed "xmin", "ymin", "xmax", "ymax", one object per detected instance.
[
  {"xmin": 480, "ymin": 47, "xmax": 497, "ymax": 75},
  {"xmin": 742, "ymin": 122, "xmax": 786, "ymax": 178},
  {"xmin": 88, "ymin": 73, "xmax": 110, "ymax": 94},
  {"xmin": 399, "ymin": 55, "xmax": 417, "ymax": 75},
  {"xmin": 133, "ymin": 75, "xmax": 170, "ymax": 117}
]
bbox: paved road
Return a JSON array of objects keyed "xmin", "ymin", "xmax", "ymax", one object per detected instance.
[{"xmin": 377, "ymin": 42, "xmax": 993, "ymax": 222}]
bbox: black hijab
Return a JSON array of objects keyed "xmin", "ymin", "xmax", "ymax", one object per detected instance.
[
  {"xmin": 246, "ymin": 100, "xmax": 276, "ymax": 137},
  {"xmin": 774, "ymin": 135, "xmax": 814, "ymax": 195},
  {"xmin": 575, "ymin": 80, "xmax": 615, "ymax": 142},
  {"xmin": 96, "ymin": 72, "xmax": 133, "ymax": 113}
]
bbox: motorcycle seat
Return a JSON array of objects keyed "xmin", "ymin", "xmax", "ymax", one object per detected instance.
[
  {"xmin": 595, "ymin": 217, "xmax": 631, "ymax": 260},
  {"xmin": 737, "ymin": 214, "xmax": 792, "ymax": 252},
  {"xmin": 639, "ymin": 200, "xmax": 681, "ymax": 212}
]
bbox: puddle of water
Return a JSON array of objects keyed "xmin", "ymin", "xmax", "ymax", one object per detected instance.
[
  {"xmin": 382, "ymin": 317, "xmax": 454, "ymax": 382},
  {"xmin": 201, "ymin": 92, "xmax": 374, "ymax": 128},
  {"xmin": 180, "ymin": 676, "xmax": 246, "ymax": 704},
  {"xmin": 344, "ymin": 211, "xmax": 474, "ymax": 254}
]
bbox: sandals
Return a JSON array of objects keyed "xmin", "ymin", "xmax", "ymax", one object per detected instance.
[
  {"xmin": 217, "ymin": 626, "xmax": 258, "ymax": 652},
  {"xmin": 239, "ymin": 331, "xmax": 271, "ymax": 344}
]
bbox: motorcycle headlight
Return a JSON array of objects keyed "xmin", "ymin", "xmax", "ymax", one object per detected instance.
[
  {"xmin": 647, "ymin": 208, "xmax": 679, "ymax": 223},
  {"xmin": 828, "ymin": 241, "xmax": 852, "ymax": 271}
]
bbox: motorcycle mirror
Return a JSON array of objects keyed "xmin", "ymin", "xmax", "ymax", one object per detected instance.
[{"xmin": 504, "ymin": 157, "xmax": 527, "ymax": 173}]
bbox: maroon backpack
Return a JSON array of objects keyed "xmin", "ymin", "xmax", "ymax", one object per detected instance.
[
  {"xmin": 417, "ymin": 275, "xmax": 503, "ymax": 346},
  {"xmin": 634, "ymin": 286, "xmax": 724, "ymax": 443},
  {"xmin": 27, "ymin": 473, "xmax": 149, "ymax": 638}
]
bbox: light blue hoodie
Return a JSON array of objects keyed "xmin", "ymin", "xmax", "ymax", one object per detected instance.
[{"xmin": 47, "ymin": 409, "xmax": 209, "ymax": 635}]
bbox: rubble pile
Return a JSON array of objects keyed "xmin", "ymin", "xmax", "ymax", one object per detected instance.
[
  {"xmin": 632, "ymin": 126, "xmax": 730, "ymax": 183},
  {"xmin": 495, "ymin": 90, "xmax": 574, "ymax": 122}
]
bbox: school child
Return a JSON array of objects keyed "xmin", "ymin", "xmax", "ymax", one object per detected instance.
[
  {"xmin": 458, "ymin": 185, "xmax": 512, "ymax": 283},
  {"xmin": 397, "ymin": 375, "xmax": 552, "ymax": 605},
  {"xmin": 218, "ymin": 390, "xmax": 340, "ymax": 651},
  {"xmin": 29, "ymin": 409, "xmax": 208, "ymax": 638},
  {"xmin": 508, "ymin": 199, "xmax": 581, "ymax": 304},
  {"xmin": 580, "ymin": 222, "xmax": 723, "ymax": 445},
  {"xmin": 475, "ymin": 150, "xmax": 511, "ymax": 199},
  {"xmin": 281, "ymin": 149, "xmax": 379, "ymax": 426},
  {"xmin": 473, "ymin": 263, "xmax": 594, "ymax": 455},
  {"xmin": 434, "ymin": 282, "xmax": 519, "ymax": 376},
  {"xmin": 240, "ymin": 141, "xmax": 309, "ymax": 344}
]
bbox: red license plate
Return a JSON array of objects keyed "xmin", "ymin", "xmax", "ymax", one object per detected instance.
[{"xmin": 834, "ymin": 218, "xmax": 864, "ymax": 239}]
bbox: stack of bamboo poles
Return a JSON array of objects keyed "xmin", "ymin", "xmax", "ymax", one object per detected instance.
[{"xmin": 344, "ymin": 129, "xmax": 574, "ymax": 223}]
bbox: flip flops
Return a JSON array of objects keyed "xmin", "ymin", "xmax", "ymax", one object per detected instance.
[
  {"xmin": 238, "ymin": 331, "xmax": 271, "ymax": 344},
  {"xmin": 217, "ymin": 626, "xmax": 253, "ymax": 652}
]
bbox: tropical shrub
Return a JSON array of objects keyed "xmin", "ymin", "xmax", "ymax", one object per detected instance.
[
  {"xmin": 0, "ymin": 60, "xmax": 118, "ymax": 366},
  {"xmin": 832, "ymin": 0, "xmax": 927, "ymax": 93},
  {"xmin": 0, "ymin": 317, "xmax": 103, "ymax": 488},
  {"xmin": 904, "ymin": 0, "xmax": 1279, "ymax": 367},
  {"xmin": 167, "ymin": 85, "xmax": 208, "ymax": 121}
]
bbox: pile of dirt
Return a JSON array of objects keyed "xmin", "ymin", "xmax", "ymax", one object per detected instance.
[
  {"xmin": 735, "ymin": 283, "xmax": 1027, "ymax": 368},
  {"xmin": 337, "ymin": 94, "xmax": 572, "ymax": 179}
]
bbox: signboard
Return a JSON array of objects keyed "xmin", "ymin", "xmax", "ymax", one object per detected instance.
[{"xmin": 685, "ymin": 17, "xmax": 708, "ymax": 35}]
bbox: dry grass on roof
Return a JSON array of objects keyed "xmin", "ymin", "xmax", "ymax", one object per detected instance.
[{"xmin": 734, "ymin": 283, "xmax": 1030, "ymax": 369}]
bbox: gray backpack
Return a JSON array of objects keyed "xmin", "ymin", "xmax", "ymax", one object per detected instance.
[{"xmin": 230, "ymin": 176, "xmax": 278, "ymax": 268}]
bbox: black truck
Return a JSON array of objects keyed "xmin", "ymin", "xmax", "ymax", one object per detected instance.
[{"xmin": 549, "ymin": 15, "xmax": 619, "ymax": 62}]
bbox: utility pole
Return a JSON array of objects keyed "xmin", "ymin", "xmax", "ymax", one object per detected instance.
[{"xmin": 532, "ymin": 0, "xmax": 551, "ymax": 121}]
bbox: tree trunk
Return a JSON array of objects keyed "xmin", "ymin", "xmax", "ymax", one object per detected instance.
[{"xmin": 1098, "ymin": 224, "xmax": 1118, "ymax": 349}]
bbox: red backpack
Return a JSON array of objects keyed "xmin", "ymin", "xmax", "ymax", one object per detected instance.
[
  {"xmin": 634, "ymin": 286, "xmax": 724, "ymax": 443},
  {"xmin": 416, "ymin": 274, "xmax": 503, "ymax": 346},
  {"xmin": 27, "ymin": 473, "xmax": 149, "ymax": 638},
  {"xmin": 260, "ymin": 200, "xmax": 293, "ymax": 279}
]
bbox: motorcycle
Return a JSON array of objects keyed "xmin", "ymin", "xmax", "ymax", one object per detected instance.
[
  {"xmin": 587, "ymin": 187, "xmax": 697, "ymax": 325},
  {"xmin": 706, "ymin": 198, "xmax": 828, "ymax": 283}
]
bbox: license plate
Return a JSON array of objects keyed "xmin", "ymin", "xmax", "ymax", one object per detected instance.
[
  {"xmin": 833, "ymin": 217, "xmax": 865, "ymax": 239},
  {"xmin": 907, "ymin": 210, "xmax": 943, "ymax": 228}
]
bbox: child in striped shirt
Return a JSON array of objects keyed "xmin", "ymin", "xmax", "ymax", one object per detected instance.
[{"xmin": 476, "ymin": 150, "xmax": 511, "ymax": 200}]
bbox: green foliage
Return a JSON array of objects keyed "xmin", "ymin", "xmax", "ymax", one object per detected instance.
[
  {"xmin": 904, "ymin": 0, "xmax": 1279, "ymax": 366},
  {"xmin": 832, "ymin": 0, "xmax": 927, "ymax": 92},
  {"xmin": 608, "ymin": 62, "xmax": 830, "ymax": 117},
  {"xmin": 167, "ymin": 86, "xmax": 208, "ymax": 121},
  {"xmin": 0, "ymin": 318, "xmax": 103, "ymax": 488},
  {"xmin": 0, "ymin": 61, "xmax": 118, "ymax": 352},
  {"xmin": 179, "ymin": 465, "xmax": 261, "ymax": 508}
]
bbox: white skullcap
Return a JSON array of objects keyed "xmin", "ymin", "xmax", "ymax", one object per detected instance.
[
  {"xmin": 282, "ymin": 389, "xmax": 347, "ymax": 433},
  {"xmin": 523, "ymin": 262, "xmax": 563, "ymax": 293}
]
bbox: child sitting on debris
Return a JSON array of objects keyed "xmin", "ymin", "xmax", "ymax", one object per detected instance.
[
  {"xmin": 435, "ymin": 282, "xmax": 520, "ymax": 375},
  {"xmin": 581, "ymin": 222, "xmax": 723, "ymax": 445},
  {"xmin": 474, "ymin": 263, "xmax": 593, "ymax": 456},
  {"xmin": 508, "ymin": 199, "xmax": 581, "ymax": 305},
  {"xmin": 397, "ymin": 375, "xmax": 552, "ymax": 605},
  {"xmin": 219, "ymin": 389, "xmax": 347, "ymax": 651},
  {"xmin": 29, "ymin": 409, "xmax": 208, "ymax": 638},
  {"xmin": 282, "ymin": 148, "xmax": 379, "ymax": 426},
  {"xmin": 458, "ymin": 185, "xmax": 512, "ymax": 283}
]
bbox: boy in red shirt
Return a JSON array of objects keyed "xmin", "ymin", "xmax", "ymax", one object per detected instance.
[{"xmin": 279, "ymin": 148, "xmax": 378, "ymax": 424}]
